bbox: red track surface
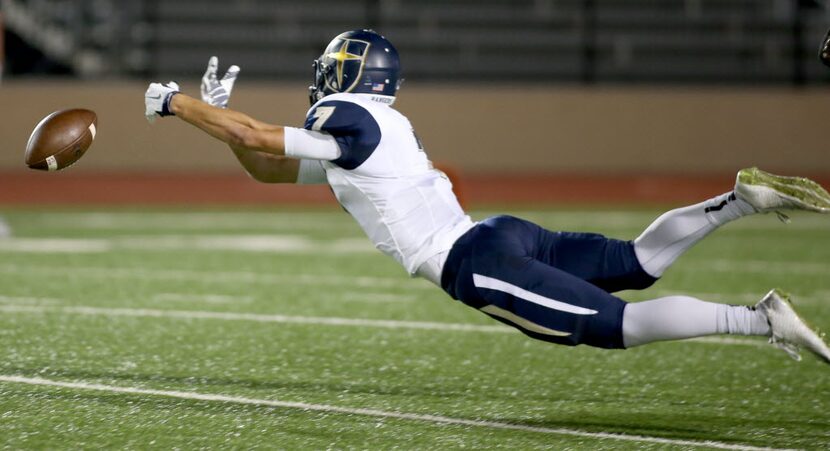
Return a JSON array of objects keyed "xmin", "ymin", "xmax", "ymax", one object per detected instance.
[{"xmin": 6, "ymin": 171, "xmax": 825, "ymax": 207}]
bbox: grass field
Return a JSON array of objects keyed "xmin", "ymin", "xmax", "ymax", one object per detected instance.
[{"xmin": 0, "ymin": 206, "xmax": 828, "ymax": 450}]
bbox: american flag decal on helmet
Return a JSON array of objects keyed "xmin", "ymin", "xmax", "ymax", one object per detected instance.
[{"xmin": 371, "ymin": 83, "xmax": 385, "ymax": 92}]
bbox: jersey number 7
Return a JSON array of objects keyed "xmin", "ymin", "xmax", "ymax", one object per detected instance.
[{"xmin": 311, "ymin": 106, "xmax": 336, "ymax": 131}]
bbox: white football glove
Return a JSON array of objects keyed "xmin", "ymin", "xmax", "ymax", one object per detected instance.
[
  {"xmin": 144, "ymin": 81, "xmax": 180, "ymax": 123},
  {"xmin": 201, "ymin": 56, "xmax": 240, "ymax": 108}
]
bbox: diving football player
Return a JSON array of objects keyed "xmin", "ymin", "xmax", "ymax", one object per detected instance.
[{"xmin": 145, "ymin": 29, "xmax": 830, "ymax": 363}]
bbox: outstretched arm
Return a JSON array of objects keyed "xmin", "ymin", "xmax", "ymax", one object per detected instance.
[
  {"xmin": 169, "ymin": 93, "xmax": 302, "ymax": 183},
  {"xmin": 175, "ymin": 92, "xmax": 302, "ymax": 183},
  {"xmin": 170, "ymin": 93, "xmax": 287, "ymax": 157},
  {"xmin": 146, "ymin": 79, "xmax": 337, "ymax": 183},
  {"xmin": 145, "ymin": 80, "xmax": 299, "ymax": 183}
]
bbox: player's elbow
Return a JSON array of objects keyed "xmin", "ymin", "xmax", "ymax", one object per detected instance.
[
  {"xmin": 231, "ymin": 147, "xmax": 298, "ymax": 184},
  {"xmin": 229, "ymin": 126, "xmax": 285, "ymax": 156},
  {"xmin": 243, "ymin": 168, "xmax": 279, "ymax": 184},
  {"xmin": 228, "ymin": 126, "xmax": 260, "ymax": 150},
  {"xmin": 243, "ymin": 163, "xmax": 297, "ymax": 184}
]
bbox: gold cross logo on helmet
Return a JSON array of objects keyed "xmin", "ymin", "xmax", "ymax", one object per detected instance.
[{"xmin": 326, "ymin": 40, "xmax": 366, "ymax": 89}]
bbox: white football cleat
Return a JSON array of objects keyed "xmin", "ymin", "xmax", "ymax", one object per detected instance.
[
  {"xmin": 735, "ymin": 167, "xmax": 830, "ymax": 222},
  {"xmin": 755, "ymin": 289, "xmax": 830, "ymax": 364}
]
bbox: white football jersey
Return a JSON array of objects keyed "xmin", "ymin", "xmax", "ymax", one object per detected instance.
[{"xmin": 293, "ymin": 93, "xmax": 475, "ymax": 275}]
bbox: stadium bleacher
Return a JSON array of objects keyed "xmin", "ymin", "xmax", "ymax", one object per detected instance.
[{"xmin": 3, "ymin": 0, "xmax": 829, "ymax": 83}]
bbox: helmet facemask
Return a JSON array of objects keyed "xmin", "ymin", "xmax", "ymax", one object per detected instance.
[{"xmin": 308, "ymin": 57, "xmax": 334, "ymax": 105}]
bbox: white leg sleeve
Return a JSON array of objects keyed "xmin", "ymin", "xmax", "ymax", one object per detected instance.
[
  {"xmin": 633, "ymin": 192, "xmax": 756, "ymax": 277},
  {"xmin": 622, "ymin": 296, "xmax": 770, "ymax": 348}
]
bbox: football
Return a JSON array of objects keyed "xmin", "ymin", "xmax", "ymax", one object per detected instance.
[{"xmin": 25, "ymin": 108, "xmax": 97, "ymax": 171}]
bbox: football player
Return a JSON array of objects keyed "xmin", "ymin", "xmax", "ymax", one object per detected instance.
[{"xmin": 146, "ymin": 29, "xmax": 830, "ymax": 363}]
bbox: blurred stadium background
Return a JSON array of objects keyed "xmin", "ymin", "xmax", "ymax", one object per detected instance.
[{"xmin": 1, "ymin": 0, "xmax": 830, "ymax": 205}]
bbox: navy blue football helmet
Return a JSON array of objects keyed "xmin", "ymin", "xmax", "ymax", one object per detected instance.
[{"xmin": 309, "ymin": 29, "xmax": 402, "ymax": 105}]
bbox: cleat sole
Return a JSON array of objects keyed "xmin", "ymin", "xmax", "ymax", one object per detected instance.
[{"xmin": 737, "ymin": 167, "xmax": 830, "ymax": 213}]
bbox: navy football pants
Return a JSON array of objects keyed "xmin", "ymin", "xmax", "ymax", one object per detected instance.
[{"xmin": 441, "ymin": 216, "xmax": 657, "ymax": 349}]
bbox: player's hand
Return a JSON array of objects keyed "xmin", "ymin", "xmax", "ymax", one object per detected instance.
[
  {"xmin": 201, "ymin": 56, "xmax": 240, "ymax": 108},
  {"xmin": 145, "ymin": 81, "xmax": 180, "ymax": 123},
  {"xmin": 821, "ymin": 29, "xmax": 830, "ymax": 67}
]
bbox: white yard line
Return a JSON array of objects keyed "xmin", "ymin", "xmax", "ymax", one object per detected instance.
[
  {"xmin": 478, "ymin": 210, "xmax": 830, "ymax": 232},
  {"xmin": 340, "ymin": 292, "xmax": 416, "ymax": 303},
  {"xmin": 690, "ymin": 337, "xmax": 767, "ymax": 348},
  {"xmin": 0, "ymin": 304, "xmax": 512, "ymax": 333},
  {"xmin": 0, "ymin": 295, "xmax": 64, "ymax": 305},
  {"xmin": 0, "ymin": 375, "xmax": 791, "ymax": 451},
  {"xmin": 32, "ymin": 212, "xmax": 359, "ymax": 231},
  {"xmin": 0, "ymin": 264, "xmax": 433, "ymax": 290},
  {"xmin": 150, "ymin": 292, "xmax": 414, "ymax": 305},
  {"xmin": 807, "ymin": 290, "xmax": 830, "ymax": 300},
  {"xmin": 2, "ymin": 235, "xmax": 828, "ymax": 277},
  {"xmin": 0, "ymin": 235, "xmax": 376, "ymax": 254},
  {"xmin": 0, "ymin": 238, "xmax": 111, "ymax": 253},
  {"xmin": 643, "ymin": 290, "xmax": 826, "ymax": 307},
  {"xmin": 2, "ymin": 260, "xmax": 823, "ymax": 303},
  {"xmin": 0, "ymin": 304, "xmax": 769, "ymax": 349},
  {"xmin": 151, "ymin": 293, "xmax": 255, "ymax": 305},
  {"xmin": 2, "ymin": 259, "xmax": 826, "ymax": 297},
  {"xmin": 620, "ymin": 290, "xmax": 827, "ymax": 308},
  {"xmin": 703, "ymin": 260, "xmax": 830, "ymax": 277},
  {"xmin": 638, "ymin": 290, "xmax": 762, "ymax": 304},
  {"xmin": 28, "ymin": 210, "xmax": 830, "ymax": 232}
]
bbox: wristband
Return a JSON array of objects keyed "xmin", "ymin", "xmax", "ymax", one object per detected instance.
[{"xmin": 161, "ymin": 91, "xmax": 179, "ymax": 117}]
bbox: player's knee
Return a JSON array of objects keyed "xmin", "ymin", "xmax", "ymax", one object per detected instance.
[
  {"xmin": 626, "ymin": 270, "xmax": 659, "ymax": 290},
  {"xmin": 521, "ymin": 324, "xmax": 624, "ymax": 349},
  {"xmin": 478, "ymin": 215, "xmax": 523, "ymax": 234},
  {"xmin": 576, "ymin": 323, "xmax": 626, "ymax": 349}
]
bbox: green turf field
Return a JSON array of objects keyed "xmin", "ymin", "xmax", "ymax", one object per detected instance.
[{"xmin": 0, "ymin": 207, "xmax": 828, "ymax": 450}]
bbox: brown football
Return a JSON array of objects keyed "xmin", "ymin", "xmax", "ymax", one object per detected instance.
[{"xmin": 25, "ymin": 109, "xmax": 97, "ymax": 171}]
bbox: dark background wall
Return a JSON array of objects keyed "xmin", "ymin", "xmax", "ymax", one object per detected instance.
[{"xmin": 3, "ymin": 0, "xmax": 830, "ymax": 192}]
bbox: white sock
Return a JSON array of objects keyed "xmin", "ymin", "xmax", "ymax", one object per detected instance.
[
  {"xmin": 633, "ymin": 192, "xmax": 756, "ymax": 277},
  {"xmin": 622, "ymin": 296, "xmax": 770, "ymax": 348},
  {"xmin": 715, "ymin": 303, "xmax": 770, "ymax": 337}
]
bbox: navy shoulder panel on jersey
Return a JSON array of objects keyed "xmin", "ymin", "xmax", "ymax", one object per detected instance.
[{"xmin": 303, "ymin": 100, "xmax": 382, "ymax": 170}]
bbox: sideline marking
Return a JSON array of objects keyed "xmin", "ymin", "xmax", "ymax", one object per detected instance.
[
  {"xmin": 0, "ymin": 375, "xmax": 790, "ymax": 451},
  {"xmin": 0, "ymin": 303, "xmax": 767, "ymax": 348}
]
